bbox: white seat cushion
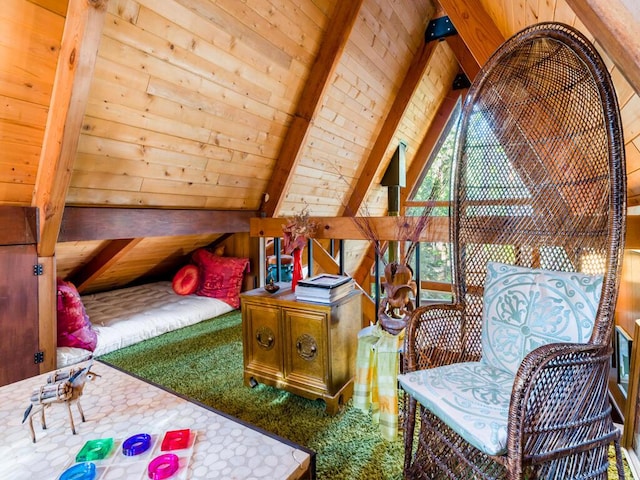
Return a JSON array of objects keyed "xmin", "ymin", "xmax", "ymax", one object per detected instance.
[{"xmin": 398, "ymin": 362, "xmax": 514, "ymax": 455}]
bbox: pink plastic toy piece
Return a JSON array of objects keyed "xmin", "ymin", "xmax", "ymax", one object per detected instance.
[{"xmin": 148, "ymin": 453, "xmax": 179, "ymax": 480}]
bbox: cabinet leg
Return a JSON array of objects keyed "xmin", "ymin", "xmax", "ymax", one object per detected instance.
[
  {"xmin": 244, "ymin": 374, "xmax": 259, "ymax": 388},
  {"xmin": 324, "ymin": 379, "xmax": 354, "ymax": 415}
]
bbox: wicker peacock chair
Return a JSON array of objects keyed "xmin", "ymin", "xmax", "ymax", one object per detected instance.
[{"xmin": 398, "ymin": 22, "xmax": 626, "ymax": 479}]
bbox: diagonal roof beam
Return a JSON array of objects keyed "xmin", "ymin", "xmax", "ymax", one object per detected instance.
[
  {"xmin": 445, "ymin": 35, "xmax": 481, "ymax": 82},
  {"xmin": 400, "ymin": 89, "xmax": 463, "ymax": 211},
  {"xmin": 346, "ymin": 0, "xmax": 503, "ymax": 296},
  {"xmin": 261, "ymin": 1, "xmax": 364, "ymax": 218},
  {"xmin": 31, "ymin": 0, "xmax": 109, "ymax": 257},
  {"xmin": 70, "ymin": 238, "xmax": 143, "ymax": 293},
  {"xmin": 436, "ymin": 0, "xmax": 505, "ymax": 68},
  {"xmin": 342, "ymin": 30, "xmax": 439, "ymax": 217},
  {"xmin": 351, "ymin": 89, "xmax": 463, "ymax": 288},
  {"xmin": 566, "ymin": 0, "xmax": 640, "ymax": 95}
]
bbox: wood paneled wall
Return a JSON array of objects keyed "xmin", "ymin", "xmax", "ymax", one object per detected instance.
[
  {"xmin": 0, "ymin": 0, "xmax": 64, "ymax": 204},
  {"xmin": 72, "ymin": 0, "xmax": 336, "ymax": 210}
]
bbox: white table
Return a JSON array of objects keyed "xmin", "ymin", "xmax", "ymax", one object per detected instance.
[{"xmin": 0, "ymin": 360, "xmax": 314, "ymax": 479}]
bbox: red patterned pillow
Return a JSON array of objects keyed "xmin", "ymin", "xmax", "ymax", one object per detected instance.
[
  {"xmin": 56, "ymin": 278, "xmax": 97, "ymax": 351},
  {"xmin": 192, "ymin": 249, "xmax": 249, "ymax": 308},
  {"xmin": 172, "ymin": 264, "xmax": 199, "ymax": 295}
]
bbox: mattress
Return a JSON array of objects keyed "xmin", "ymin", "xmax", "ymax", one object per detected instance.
[{"xmin": 57, "ymin": 281, "xmax": 235, "ymax": 367}]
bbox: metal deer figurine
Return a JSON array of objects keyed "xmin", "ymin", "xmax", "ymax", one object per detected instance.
[{"xmin": 22, "ymin": 361, "xmax": 99, "ymax": 443}]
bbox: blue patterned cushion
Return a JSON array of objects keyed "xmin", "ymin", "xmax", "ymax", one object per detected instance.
[
  {"xmin": 481, "ymin": 262, "xmax": 602, "ymax": 375},
  {"xmin": 398, "ymin": 362, "xmax": 514, "ymax": 455}
]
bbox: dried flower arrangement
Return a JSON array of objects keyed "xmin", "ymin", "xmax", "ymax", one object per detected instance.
[
  {"xmin": 349, "ymin": 182, "xmax": 443, "ymax": 267},
  {"xmin": 281, "ymin": 207, "xmax": 319, "ymax": 254},
  {"xmin": 347, "ymin": 174, "xmax": 445, "ymax": 334},
  {"xmin": 281, "ymin": 207, "xmax": 319, "ymax": 291}
]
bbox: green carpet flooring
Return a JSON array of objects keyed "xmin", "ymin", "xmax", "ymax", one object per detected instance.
[
  {"xmin": 99, "ymin": 310, "xmax": 631, "ymax": 479},
  {"xmin": 99, "ymin": 311, "xmax": 404, "ymax": 479}
]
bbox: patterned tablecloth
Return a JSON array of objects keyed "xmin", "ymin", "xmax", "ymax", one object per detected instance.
[{"xmin": 0, "ymin": 360, "xmax": 313, "ymax": 479}]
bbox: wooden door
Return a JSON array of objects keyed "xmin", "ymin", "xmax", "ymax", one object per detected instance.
[
  {"xmin": 283, "ymin": 307, "xmax": 328, "ymax": 391},
  {"xmin": 242, "ymin": 301, "xmax": 283, "ymax": 381},
  {"xmin": 0, "ymin": 245, "xmax": 40, "ymax": 386}
]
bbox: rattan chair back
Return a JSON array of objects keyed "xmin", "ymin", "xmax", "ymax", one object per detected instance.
[{"xmin": 402, "ymin": 22, "xmax": 626, "ymax": 479}]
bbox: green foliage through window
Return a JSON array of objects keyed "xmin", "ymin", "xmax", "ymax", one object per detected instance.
[{"xmin": 405, "ymin": 98, "xmax": 462, "ymax": 301}]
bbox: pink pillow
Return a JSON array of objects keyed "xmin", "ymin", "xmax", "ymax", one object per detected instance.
[
  {"xmin": 56, "ymin": 278, "xmax": 97, "ymax": 351},
  {"xmin": 172, "ymin": 265, "xmax": 199, "ymax": 295},
  {"xmin": 192, "ymin": 249, "xmax": 249, "ymax": 308}
]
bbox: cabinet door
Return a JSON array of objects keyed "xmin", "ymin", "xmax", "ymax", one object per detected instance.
[
  {"xmin": 0, "ymin": 245, "xmax": 40, "ymax": 386},
  {"xmin": 242, "ymin": 302, "xmax": 282, "ymax": 378},
  {"xmin": 283, "ymin": 308, "xmax": 327, "ymax": 391}
]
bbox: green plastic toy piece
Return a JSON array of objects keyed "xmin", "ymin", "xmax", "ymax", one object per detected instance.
[{"xmin": 76, "ymin": 438, "xmax": 114, "ymax": 462}]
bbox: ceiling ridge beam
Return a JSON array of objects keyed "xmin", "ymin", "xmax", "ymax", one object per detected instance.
[
  {"xmin": 32, "ymin": 0, "xmax": 109, "ymax": 257},
  {"xmin": 261, "ymin": 0, "xmax": 365, "ymax": 218}
]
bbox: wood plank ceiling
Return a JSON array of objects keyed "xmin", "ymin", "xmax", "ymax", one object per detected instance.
[{"xmin": 2, "ymin": 0, "xmax": 640, "ymax": 293}]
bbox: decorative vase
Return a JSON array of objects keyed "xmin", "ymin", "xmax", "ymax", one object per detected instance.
[{"xmin": 291, "ymin": 247, "xmax": 303, "ymax": 292}]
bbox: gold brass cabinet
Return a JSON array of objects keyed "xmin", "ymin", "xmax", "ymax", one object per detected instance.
[{"xmin": 240, "ymin": 286, "xmax": 362, "ymax": 415}]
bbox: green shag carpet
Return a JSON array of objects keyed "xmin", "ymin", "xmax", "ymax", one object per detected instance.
[{"xmin": 99, "ymin": 311, "xmax": 631, "ymax": 480}]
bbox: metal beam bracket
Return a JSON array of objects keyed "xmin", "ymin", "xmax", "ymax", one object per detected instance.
[
  {"xmin": 453, "ymin": 73, "xmax": 471, "ymax": 90},
  {"xmin": 425, "ymin": 16, "xmax": 457, "ymax": 43}
]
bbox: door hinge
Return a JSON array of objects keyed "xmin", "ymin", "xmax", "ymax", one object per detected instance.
[
  {"xmin": 34, "ymin": 351, "xmax": 44, "ymax": 364},
  {"xmin": 33, "ymin": 264, "xmax": 43, "ymax": 275}
]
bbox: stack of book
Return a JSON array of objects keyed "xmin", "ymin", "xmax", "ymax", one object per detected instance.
[{"xmin": 294, "ymin": 274, "xmax": 354, "ymax": 303}]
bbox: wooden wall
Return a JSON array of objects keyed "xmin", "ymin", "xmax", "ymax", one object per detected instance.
[
  {"xmin": 72, "ymin": 0, "xmax": 325, "ymax": 210},
  {"xmin": 0, "ymin": 0, "xmax": 65, "ymax": 204}
]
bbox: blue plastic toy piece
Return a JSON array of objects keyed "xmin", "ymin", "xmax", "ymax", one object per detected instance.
[{"xmin": 59, "ymin": 462, "xmax": 96, "ymax": 480}]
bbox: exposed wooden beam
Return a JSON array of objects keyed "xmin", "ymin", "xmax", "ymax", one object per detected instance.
[
  {"xmin": 343, "ymin": 36, "xmax": 439, "ymax": 216},
  {"xmin": 566, "ymin": 0, "xmax": 640, "ymax": 95},
  {"xmin": 70, "ymin": 238, "xmax": 143, "ymax": 293},
  {"xmin": 310, "ymin": 238, "xmax": 341, "ymax": 275},
  {"xmin": 261, "ymin": 0, "xmax": 364, "ymax": 217},
  {"xmin": 400, "ymin": 90, "xmax": 463, "ymax": 212},
  {"xmin": 0, "ymin": 207, "xmax": 38, "ymax": 246},
  {"xmin": 31, "ymin": 0, "xmax": 109, "ymax": 256},
  {"xmin": 251, "ymin": 216, "xmax": 450, "ymax": 243},
  {"xmin": 437, "ymin": 0, "xmax": 505, "ymax": 67},
  {"xmin": 445, "ymin": 35, "xmax": 482, "ymax": 82},
  {"xmin": 626, "ymin": 215, "xmax": 640, "ymax": 249},
  {"xmin": 59, "ymin": 208, "xmax": 257, "ymax": 241}
]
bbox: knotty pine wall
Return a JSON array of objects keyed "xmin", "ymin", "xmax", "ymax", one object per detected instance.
[
  {"xmin": 73, "ymin": 0, "xmax": 305, "ymax": 210},
  {"xmin": 1, "ymin": 0, "xmax": 65, "ymax": 203}
]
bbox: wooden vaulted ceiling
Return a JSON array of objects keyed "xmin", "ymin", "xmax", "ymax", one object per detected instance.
[{"xmin": 3, "ymin": 0, "xmax": 640, "ymax": 293}]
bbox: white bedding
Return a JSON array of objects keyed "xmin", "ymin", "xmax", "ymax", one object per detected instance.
[{"xmin": 56, "ymin": 281, "xmax": 235, "ymax": 367}]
